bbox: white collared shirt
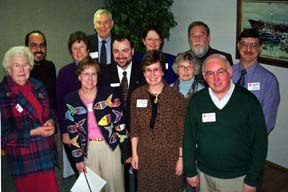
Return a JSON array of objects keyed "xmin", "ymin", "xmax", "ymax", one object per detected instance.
[
  {"xmin": 117, "ymin": 62, "xmax": 132, "ymax": 87},
  {"xmin": 209, "ymin": 80, "xmax": 235, "ymax": 109}
]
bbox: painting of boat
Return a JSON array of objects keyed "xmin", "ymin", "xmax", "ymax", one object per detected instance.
[{"xmin": 237, "ymin": 0, "xmax": 288, "ymax": 67}]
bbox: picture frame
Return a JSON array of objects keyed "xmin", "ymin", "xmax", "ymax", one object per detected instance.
[{"xmin": 237, "ymin": 0, "xmax": 288, "ymax": 67}]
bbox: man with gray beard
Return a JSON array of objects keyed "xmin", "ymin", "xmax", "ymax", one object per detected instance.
[{"xmin": 179, "ymin": 21, "xmax": 233, "ymax": 85}]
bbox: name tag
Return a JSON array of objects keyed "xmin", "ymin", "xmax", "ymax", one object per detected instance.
[
  {"xmin": 165, "ymin": 63, "xmax": 169, "ymax": 69},
  {"xmin": 89, "ymin": 51, "xmax": 98, "ymax": 59},
  {"xmin": 110, "ymin": 83, "xmax": 120, "ymax": 87},
  {"xmin": 136, "ymin": 99, "xmax": 148, "ymax": 108},
  {"xmin": 248, "ymin": 82, "xmax": 260, "ymax": 91},
  {"xmin": 202, "ymin": 113, "xmax": 216, "ymax": 123},
  {"xmin": 87, "ymin": 103, "xmax": 93, "ymax": 112},
  {"xmin": 15, "ymin": 104, "xmax": 23, "ymax": 113}
]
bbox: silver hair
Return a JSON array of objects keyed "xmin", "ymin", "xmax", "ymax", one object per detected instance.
[
  {"xmin": 2, "ymin": 46, "xmax": 34, "ymax": 73},
  {"xmin": 93, "ymin": 9, "xmax": 113, "ymax": 23},
  {"xmin": 202, "ymin": 53, "xmax": 230, "ymax": 72},
  {"xmin": 172, "ymin": 52, "xmax": 200, "ymax": 75}
]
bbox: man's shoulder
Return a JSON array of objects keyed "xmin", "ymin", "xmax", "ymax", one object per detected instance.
[
  {"xmin": 207, "ymin": 47, "xmax": 233, "ymax": 65},
  {"xmin": 42, "ymin": 59, "xmax": 56, "ymax": 67},
  {"xmin": 177, "ymin": 50, "xmax": 191, "ymax": 56},
  {"xmin": 255, "ymin": 63, "xmax": 278, "ymax": 80},
  {"xmin": 233, "ymin": 86, "xmax": 260, "ymax": 104},
  {"xmin": 88, "ymin": 33, "xmax": 98, "ymax": 40},
  {"xmin": 208, "ymin": 47, "xmax": 230, "ymax": 56}
]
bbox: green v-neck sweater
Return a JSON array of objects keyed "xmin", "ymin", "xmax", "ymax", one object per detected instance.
[{"xmin": 183, "ymin": 86, "xmax": 268, "ymax": 187}]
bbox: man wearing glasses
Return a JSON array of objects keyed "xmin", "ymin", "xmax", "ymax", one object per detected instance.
[
  {"xmin": 233, "ymin": 29, "xmax": 280, "ymax": 133},
  {"xmin": 25, "ymin": 30, "xmax": 57, "ymax": 110},
  {"xmin": 183, "ymin": 54, "xmax": 268, "ymax": 192}
]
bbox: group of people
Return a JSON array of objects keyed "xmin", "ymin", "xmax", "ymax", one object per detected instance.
[{"xmin": 0, "ymin": 7, "xmax": 280, "ymax": 192}]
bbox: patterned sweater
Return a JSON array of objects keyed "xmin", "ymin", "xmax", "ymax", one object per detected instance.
[{"xmin": 64, "ymin": 85, "xmax": 130, "ymax": 164}]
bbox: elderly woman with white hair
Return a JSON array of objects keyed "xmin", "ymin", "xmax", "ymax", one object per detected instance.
[
  {"xmin": 0, "ymin": 46, "xmax": 58, "ymax": 192},
  {"xmin": 171, "ymin": 52, "xmax": 205, "ymax": 102}
]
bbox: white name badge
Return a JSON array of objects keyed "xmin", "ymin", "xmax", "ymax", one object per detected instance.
[
  {"xmin": 202, "ymin": 113, "xmax": 216, "ymax": 123},
  {"xmin": 15, "ymin": 104, "xmax": 23, "ymax": 113},
  {"xmin": 89, "ymin": 52, "xmax": 98, "ymax": 59},
  {"xmin": 165, "ymin": 63, "xmax": 169, "ymax": 69},
  {"xmin": 110, "ymin": 83, "xmax": 120, "ymax": 87},
  {"xmin": 248, "ymin": 82, "xmax": 260, "ymax": 91},
  {"xmin": 136, "ymin": 99, "xmax": 148, "ymax": 108},
  {"xmin": 87, "ymin": 103, "xmax": 93, "ymax": 112}
]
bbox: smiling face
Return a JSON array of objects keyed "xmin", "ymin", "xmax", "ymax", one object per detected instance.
[
  {"xmin": 112, "ymin": 39, "xmax": 134, "ymax": 69},
  {"xmin": 237, "ymin": 37, "xmax": 262, "ymax": 66},
  {"xmin": 188, "ymin": 25, "xmax": 210, "ymax": 57},
  {"xmin": 78, "ymin": 66, "xmax": 98, "ymax": 91},
  {"xmin": 178, "ymin": 60, "xmax": 195, "ymax": 81},
  {"xmin": 71, "ymin": 40, "xmax": 89, "ymax": 62},
  {"xmin": 142, "ymin": 30, "xmax": 162, "ymax": 51},
  {"xmin": 203, "ymin": 56, "xmax": 233, "ymax": 99},
  {"xmin": 94, "ymin": 12, "xmax": 114, "ymax": 39},
  {"xmin": 143, "ymin": 62, "xmax": 164, "ymax": 87},
  {"xmin": 27, "ymin": 33, "xmax": 46, "ymax": 63},
  {"xmin": 7, "ymin": 55, "xmax": 31, "ymax": 86}
]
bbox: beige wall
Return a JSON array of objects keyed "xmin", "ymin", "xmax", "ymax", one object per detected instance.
[{"xmin": 0, "ymin": 0, "xmax": 104, "ymax": 78}]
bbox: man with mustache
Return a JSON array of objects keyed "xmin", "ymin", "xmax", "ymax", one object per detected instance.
[
  {"xmin": 101, "ymin": 34, "xmax": 146, "ymax": 192},
  {"xmin": 180, "ymin": 21, "xmax": 233, "ymax": 85},
  {"xmin": 232, "ymin": 29, "xmax": 280, "ymax": 133},
  {"xmin": 25, "ymin": 31, "xmax": 57, "ymax": 110}
]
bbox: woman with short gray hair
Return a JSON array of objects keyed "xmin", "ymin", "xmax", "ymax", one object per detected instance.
[{"xmin": 171, "ymin": 52, "xmax": 205, "ymax": 102}]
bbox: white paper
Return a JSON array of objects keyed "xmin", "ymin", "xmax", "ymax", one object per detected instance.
[{"xmin": 71, "ymin": 167, "xmax": 107, "ymax": 192}]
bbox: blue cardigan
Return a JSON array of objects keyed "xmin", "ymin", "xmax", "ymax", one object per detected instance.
[{"xmin": 64, "ymin": 85, "xmax": 130, "ymax": 164}]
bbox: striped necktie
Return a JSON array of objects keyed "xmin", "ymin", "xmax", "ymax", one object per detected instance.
[
  {"xmin": 120, "ymin": 71, "xmax": 128, "ymax": 105},
  {"xmin": 236, "ymin": 69, "xmax": 247, "ymax": 87}
]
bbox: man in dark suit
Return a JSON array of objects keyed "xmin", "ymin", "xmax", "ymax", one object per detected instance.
[
  {"xmin": 101, "ymin": 34, "xmax": 146, "ymax": 192},
  {"xmin": 88, "ymin": 9, "xmax": 114, "ymax": 65},
  {"xmin": 179, "ymin": 21, "xmax": 233, "ymax": 85}
]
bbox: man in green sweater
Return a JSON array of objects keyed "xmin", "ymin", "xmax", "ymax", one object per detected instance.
[{"xmin": 183, "ymin": 54, "xmax": 268, "ymax": 192}]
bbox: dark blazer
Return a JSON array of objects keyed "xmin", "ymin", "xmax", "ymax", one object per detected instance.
[
  {"xmin": 88, "ymin": 33, "xmax": 114, "ymax": 65},
  {"xmin": 133, "ymin": 51, "xmax": 178, "ymax": 84},
  {"xmin": 101, "ymin": 61, "xmax": 146, "ymax": 131},
  {"xmin": 179, "ymin": 47, "xmax": 233, "ymax": 85}
]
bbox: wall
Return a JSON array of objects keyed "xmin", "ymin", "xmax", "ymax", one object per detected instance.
[
  {"xmin": 0, "ymin": 0, "xmax": 104, "ymax": 78},
  {"xmin": 163, "ymin": 0, "xmax": 288, "ymax": 168}
]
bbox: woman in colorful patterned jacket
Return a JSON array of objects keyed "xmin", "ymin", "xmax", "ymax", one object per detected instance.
[
  {"xmin": 64, "ymin": 55, "xmax": 129, "ymax": 192},
  {"xmin": 0, "ymin": 46, "xmax": 58, "ymax": 192}
]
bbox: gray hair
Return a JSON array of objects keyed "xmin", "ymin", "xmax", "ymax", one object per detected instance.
[
  {"xmin": 93, "ymin": 9, "xmax": 113, "ymax": 23},
  {"xmin": 172, "ymin": 51, "xmax": 200, "ymax": 75},
  {"xmin": 2, "ymin": 46, "xmax": 34, "ymax": 73},
  {"xmin": 202, "ymin": 53, "xmax": 230, "ymax": 72}
]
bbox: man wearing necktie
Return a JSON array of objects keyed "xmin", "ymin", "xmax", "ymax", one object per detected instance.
[
  {"xmin": 232, "ymin": 29, "xmax": 280, "ymax": 134},
  {"xmin": 88, "ymin": 9, "xmax": 114, "ymax": 65},
  {"xmin": 100, "ymin": 34, "xmax": 146, "ymax": 192}
]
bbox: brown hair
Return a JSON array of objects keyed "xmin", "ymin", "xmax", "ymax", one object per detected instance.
[
  {"xmin": 141, "ymin": 50, "xmax": 166, "ymax": 72},
  {"xmin": 76, "ymin": 55, "xmax": 100, "ymax": 76}
]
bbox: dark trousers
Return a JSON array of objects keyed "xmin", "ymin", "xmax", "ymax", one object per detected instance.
[{"xmin": 124, "ymin": 165, "xmax": 137, "ymax": 192}]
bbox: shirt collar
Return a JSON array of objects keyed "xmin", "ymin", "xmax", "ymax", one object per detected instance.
[
  {"xmin": 117, "ymin": 61, "xmax": 132, "ymax": 86},
  {"xmin": 209, "ymin": 80, "xmax": 235, "ymax": 109}
]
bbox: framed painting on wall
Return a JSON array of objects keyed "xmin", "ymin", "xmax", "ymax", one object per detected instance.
[{"xmin": 237, "ymin": 0, "xmax": 288, "ymax": 67}]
